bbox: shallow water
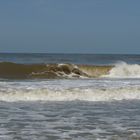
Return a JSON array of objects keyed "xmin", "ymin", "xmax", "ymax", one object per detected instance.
[
  {"xmin": 0, "ymin": 53, "xmax": 140, "ymax": 139},
  {"xmin": 0, "ymin": 101, "xmax": 140, "ymax": 140},
  {"xmin": 0, "ymin": 78, "xmax": 139, "ymax": 140}
]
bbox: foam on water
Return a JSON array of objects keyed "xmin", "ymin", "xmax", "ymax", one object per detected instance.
[
  {"xmin": 103, "ymin": 61, "xmax": 140, "ymax": 78},
  {"xmin": 1, "ymin": 61, "xmax": 140, "ymax": 79},
  {"xmin": 1, "ymin": 100, "xmax": 140, "ymax": 139},
  {"xmin": 0, "ymin": 79, "xmax": 140, "ymax": 102},
  {"xmin": 1, "ymin": 86, "xmax": 140, "ymax": 102},
  {"xmin": 0, "ymin": 54, "xmax": 140, "ymax": 139}
]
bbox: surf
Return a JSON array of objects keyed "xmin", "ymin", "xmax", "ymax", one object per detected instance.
[
  {"xmin": 0, "ymin": 61, "xmax": 140, "ymax": 79},
  {"xmin": 0, "ymin": 62, "xmax": 111, "ymax": 79},
  {"xmin": 0, "ymin": 86, "xmax": 140, "ymax": 102},
  {"xmin": 103, "ymin": 61, "xmax": 140, "ymax": 78}
]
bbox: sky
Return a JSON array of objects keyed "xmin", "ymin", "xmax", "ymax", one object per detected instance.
[{"xmin": 0, "ymin": 0, "xmax": 140, "ymax": 54}]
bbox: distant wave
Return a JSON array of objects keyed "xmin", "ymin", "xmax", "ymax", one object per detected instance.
[{"xmin": 0, "ymin": 61, "xmax": 140, "ymax": 79}]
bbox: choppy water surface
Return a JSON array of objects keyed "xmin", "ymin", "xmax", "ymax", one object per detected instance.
[
  {"xmin": 0, "ymin": 53, "xmax": 140, "ymax": 139},
  {"xmin": 0, "ymin": 101, "xmax": 140, "ymax": 140},
  {"xmin": 0, "ymin": 78, "xmax": 139, "ymax": 140}
]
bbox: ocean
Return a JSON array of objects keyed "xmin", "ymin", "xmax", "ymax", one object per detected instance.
[{"xmin": 0, "ymin": 53, "xmax": 140, "ymax": 140}]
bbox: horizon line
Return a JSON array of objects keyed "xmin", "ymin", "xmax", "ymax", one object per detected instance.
[{"xmin": 0, "ymin": 52, "xmax": 140, "ymax": 55}]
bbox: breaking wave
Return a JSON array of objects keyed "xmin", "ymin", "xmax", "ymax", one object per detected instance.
[
  {"xmin": 0, "ymin": 62, "xmax": 112, "ymax": 79},
  {"xmin": 103, "ymin": 61, "xmax": 140, "ymax": 78},
  {"xmin": 0, "ymin": 61, "xmax": 140, "ymax": 79}
]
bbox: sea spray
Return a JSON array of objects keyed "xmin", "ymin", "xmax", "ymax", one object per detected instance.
[
  {"xmin": 1, "ymin": 61, "xmax": 140, "ymax": 79},
  {"xmin": 103, "ymin": 61, "xmax": 140, "ymax": 78}
]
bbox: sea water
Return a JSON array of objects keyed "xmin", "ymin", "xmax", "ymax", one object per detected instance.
[{"xmin": 0, "ymin": 53, "xmax": 140, "ymax": 140}]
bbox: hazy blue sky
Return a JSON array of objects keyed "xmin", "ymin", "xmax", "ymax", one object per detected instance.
[{"xmin": 0, "ymin": 0, "xmax": 140, "ymax": 54}]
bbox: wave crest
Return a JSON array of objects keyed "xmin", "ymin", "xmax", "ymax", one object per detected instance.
[
  {"xmin": 103, "ymin": 62, "xmax": 140, "ymax": 78},
  {"xmin": 0, "ymin": 62, "xmax": 111, "ymax": 79},
  {"xmin": 1, "ymin": 61, "xmax": 140, "ymax": 79}
]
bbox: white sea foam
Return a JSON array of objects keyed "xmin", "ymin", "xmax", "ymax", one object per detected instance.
[
  {"xmin": 0, "ymin": 77, "xmax": 140, "ymax": 102},
  {"xmin": 103, "ymin": 61, "xmax": 140, "ymax": 78},
  {"xmin": 0, "ymin": 86, "xmax": 140, "ymax": 102}
]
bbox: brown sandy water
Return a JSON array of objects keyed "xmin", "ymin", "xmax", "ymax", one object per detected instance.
[
  {"xmin": 0, "ymin": 53, "xmax": 140, "ymax": 140},
  {"xmin": 0, "ymin": 62, "xmax": 113, "ymax": 79}
]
